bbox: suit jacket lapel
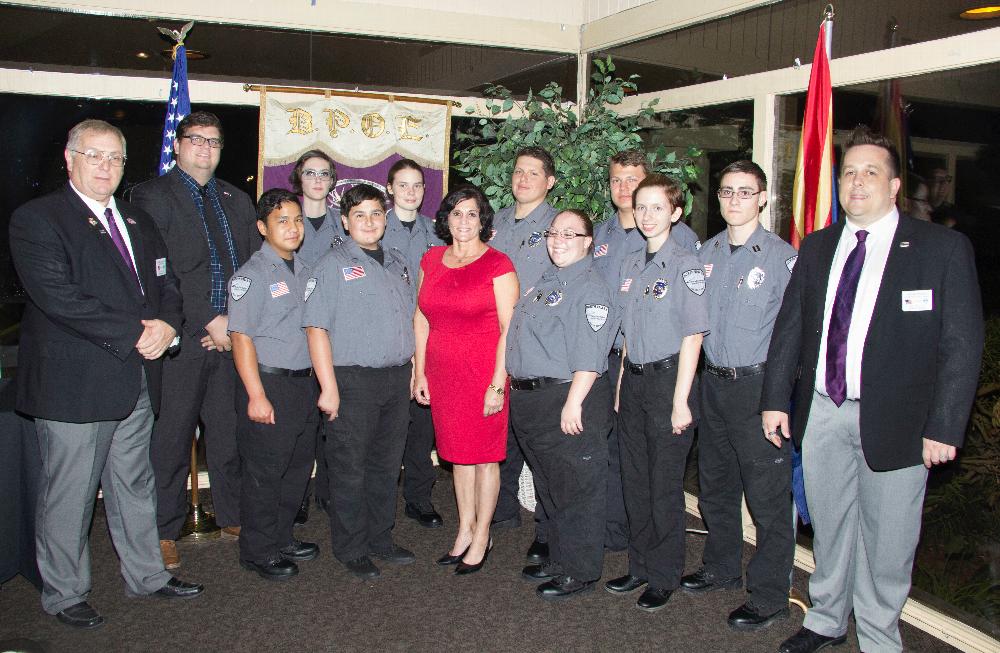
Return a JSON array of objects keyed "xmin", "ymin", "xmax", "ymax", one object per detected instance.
[
  {"xmin": 812, "ymin": 221, "xmax": 846, "ymax": 327},
  {"xmin": 64, "ymin": 185, "xmax": 143, "ymax": 297},
  {"xmin": 867, "ymin": 216, "xmax": 915, "ymax": 337},
  {"xmin": 119, "ymin": 205, "xmax": 149, "ymax": 290}
]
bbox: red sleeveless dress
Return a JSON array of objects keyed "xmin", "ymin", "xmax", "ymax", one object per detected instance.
[{"xmin": 418, "ymin": 246, "xmax": 514, "ymax": 464}]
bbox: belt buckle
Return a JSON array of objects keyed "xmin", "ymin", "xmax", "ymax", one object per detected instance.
[{"xmin": 722, "ymin": 366, "xmax": 737, "ymax": 380}]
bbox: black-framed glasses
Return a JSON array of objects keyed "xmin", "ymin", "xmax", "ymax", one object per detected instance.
[
  {"xmin": 301, "ymin": 169, "xmax": 332, "ymax": 179},
  {"xmin": 717, "ymin": 189, "xmax": 763, "ymax": 200},
  {"xmin": 68, "ymin": 148, "xmax": 126, "ymax": 167},
  {"xmin": 181, "ymin": 134, "xmax": 224, "ymax": 149},
  {"xmin": 543, "ymin": 229, "xmax": 587, "ymax": 240}
]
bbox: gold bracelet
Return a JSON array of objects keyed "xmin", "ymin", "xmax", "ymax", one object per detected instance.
[{"xmin": 488, "ymin": 383, "xmax": 505, "ymax": 397}]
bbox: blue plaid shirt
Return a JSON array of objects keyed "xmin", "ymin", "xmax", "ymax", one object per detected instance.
[{"xmin": 175, "ymin": 168, "xmax": 240, "ymax": 314}]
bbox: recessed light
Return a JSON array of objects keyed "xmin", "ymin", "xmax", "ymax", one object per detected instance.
[
  {"xmin": 136, "ymin": 51, "xmax": 150, "ymax": 59},
  {"xmin": 960, "ymin": 5, "xmax": 1000, "ymax": 19}
]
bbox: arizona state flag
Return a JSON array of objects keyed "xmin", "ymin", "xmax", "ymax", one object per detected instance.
[{"xmin": 791, "ymin": 20, "xmax": 835, "ymax": 249}]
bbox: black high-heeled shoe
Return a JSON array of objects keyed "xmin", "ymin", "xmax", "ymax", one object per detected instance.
[
  {"xmin": 455, "ymin": 540, "xmax": 493, "ymax": 576},
  {"xmin": 436, "ymin": 545, "xmax": 470, "ymax": 566}
]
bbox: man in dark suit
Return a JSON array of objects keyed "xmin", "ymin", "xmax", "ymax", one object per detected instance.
[
  {"xmin": 130, "ymin": 111, "xmax": 260, "ymax": 568},
  {"xmin": 762, "ymin": 126, "xmax": 983, "ymax": 653},
  {"xmin": 10, "ymin": 119, "xmax": 204, "ymax": 629}
]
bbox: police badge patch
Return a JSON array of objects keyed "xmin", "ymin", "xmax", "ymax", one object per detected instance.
[
  {"xmin": 652, "ymin": 279, "xmax": 668, "ymax": 299},
  {"xmin": 527, "ymin": 231, "xmax": 543, "ymax": 247},
  {"xmin": 586, "ymin": 304, "xmax": 609, "ymax": 332},
  {"xmin": 747, "ymin": 266, "xmax": 766, "ymax": 290},
  {"xmin": 230, "ymin": 276, "xmax": 252, "ymax": 301},
  {"xmin": 682, "ymin": 269, "xmax": 706, "ymax": 295},
  {"xmin": 544, "ymin": 289, "xmax": 563, "ymax": 306},
  {"xmin": 304, "ymin": 278, "xmax": 317, "ymax": 302},
  {"xmin": 785, "ymin": 255, "xmax": 798, "ymax": 272}
]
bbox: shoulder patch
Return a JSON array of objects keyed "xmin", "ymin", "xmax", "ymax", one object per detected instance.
[
  {"xmin": 785, "ymin": 255, "xmax": 798, "ymax": 272},
  {"xmin": 586, "ymin": 304, "xmax": 609, "ymax": 332},
  {"xmin": 304, "ymin": 277, "xmax": 317, "ymax": 302},
  {"xmin": 230, "ymin": 276, "xmax": 252, "ymax": 301},
  {"xmin": 682, "ymin": 268, "xmax": 706, "ymax": 296}
]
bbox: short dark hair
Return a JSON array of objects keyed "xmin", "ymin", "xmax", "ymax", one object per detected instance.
[
  {"xmin": 554, "ymin": 208, "xmax": 594, "ymax": 238},
  {"xmin": 434, "ymin": 185, "xmax": 495, "ymax": 244},
  {"xmin": 609, "ymin": 149, "xmax": 649, "ymax": 175},
  {"xmin": 632, "ymin": 173, "xmax": 684, "ymax": 211},
  {"xmin": 257, "ymin": 188, "xmax": 300, "ymax": 223},
  {"xmin": 718, "ymin": 160, "xmax": 767, "ymax": 191},
  {"xmin": 176, "ymin": 110, "xmax": 224, "ymax": 143},
  {"xmin": 289, "ymin": 149, "xmax": 337, "ymax": 194},
  {"xmin": 340, "ymin": 183, "xmax": 386, "ymax": 216},
  {"xmin": 515, "ymin": 146, "xmax": 556, "ymax": 178},
  {"xmin": 387, "ymin": 158, "xmax": 424, "ymax": 186},
  {"xmin": 843, "ymin": 125, "xmax": 900, "ymax": 179}
]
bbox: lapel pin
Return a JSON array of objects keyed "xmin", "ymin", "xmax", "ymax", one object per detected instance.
[
  {"xmin": 900, "ymin": 241, "xmax": 910, "ymax": 248},
  {"xmin": 126, "ymin": 217, "xmax": 137, "ymax": 225}
]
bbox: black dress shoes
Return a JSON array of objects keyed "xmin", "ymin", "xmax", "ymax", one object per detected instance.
[
  {"xmin": 635, "ymin": 587, "xmax": 673, "ymax": 612},
  {"xmin": 521, "ymin": 564, "xmax": 556, "ymax": 582},
  {"xmin": 280, "ymin": 539, "xmax": 319, "ymax": 561},
  {"xmin": 241, "ymin": 557, "xmax": 299, "ymax": 581},
  {"xmin": 604, "ymin": 574, "xmax": 648, "ymax": 594},
  {"xmin": 525, "ymin": 538, "xmax": 549, "ymax": 564},
  {"xmin": 727, "ymin": 602, "xmax": 789, "ymax": 631},
  {"xmin": 404, "ymin": 502, "xmax": 444, "ymax": 528},
  {"xmin": 153, "ymin": 577, "xmax": 205, "ymax": 598},
  {"xmin": 344, "ymin": 556, "xmax": 381, "ymax": 580},
  {"xmin": 369, "ymin": 544, "xmax": 416, "ymax": 565},
  {"xmin": 294, "ymin": 500, "xmax": 309, "ymax": 526},
  {"xmin": 455, "ymin": 542, "xmax": 493, "ymax": 576},
  {"xmin": 436, "ymin": 546, "xmax": 469, "ymax": 566},
  {"xmin": 56, "ymin": 601, "xmax": 104, "ymax": 629},
  {"xmin": 680, "ymin": 567, "xmax": 743, "ymax": 593},
  {"xmin": 778, "ymin": 627, "xmax": 847, "ymax": 653},
  {"xmin": 537, "ymin": 576, "xmax": 595, "ymax": 600}
]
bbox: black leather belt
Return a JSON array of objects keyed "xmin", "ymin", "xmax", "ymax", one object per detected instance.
[
  {"xmin": 510, "ymin": 376, "xmax": 572, "ymax": 391},
  {"xmin": 259, "ymin": 364, "xmax": 314, "ymax": 377},
  {"xmin": 624, "ymin": 354, "xmax": 679, "ymax": 375},
  {"xmin": 609, "ymin": 347, "xmax": 623, "ymax": 358},
  {"xmin": 705, "ymin": 361, "xmax": 766, "ymax": 380}
]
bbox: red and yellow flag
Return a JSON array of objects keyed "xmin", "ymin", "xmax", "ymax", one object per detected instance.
[{"xmin": 791, "ymin": 20, "xmax": 835, "ymax": 249}]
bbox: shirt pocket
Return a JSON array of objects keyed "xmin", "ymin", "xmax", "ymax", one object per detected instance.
[{"xmin": 734, "ymin": 291, "xmax": 767, "ymax": 331}]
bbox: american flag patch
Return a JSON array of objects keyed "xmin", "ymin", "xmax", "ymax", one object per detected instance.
[
  {"xmin": 594, "ymin": 243, "xmax": 609, "ymax": 258},
  {"xmin": 704, "ymin": 263, "xmax": 713, "ymax": 278},
  {"xmin": 270, "ymin": 281, "xmax": 290, "ymax": 298},
  {"xmin": 620, "ymin": 278, "xmax": 633, "ymax": 292},
  {"xmin": 342, "ymin": 266, "xmax": 366, "ymax": 281}
]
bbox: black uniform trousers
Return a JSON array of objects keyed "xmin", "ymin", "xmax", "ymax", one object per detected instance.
[
  {"xmin": 605, "ymin": 350, "xmax": 629, "ymax": 550},
  {"xmin": 401, "ymin": 399, "xmax": 437, "ymax": 508},
  {"xmin": 152, "ymin": 351, "xmax": 241, "ymax": 540},
  {"xmin": 300, "ymin": 420, "xmax": 328, "ymax": 509},
  {"xmin": 326, "ymin": 364, "xmax": 410, "ymax": 562},
  {"xmin": 511, "ymin": 377, "xmax": 612, "ymax": 581},
  {"xmin": 235, "ymin": 373, "xmax": 319, "ymax": 563},
  {"xmin": 618, "ymin": 363, "xmax": 696, "ymax": 590},
  {"xmin": 497, "ymin": 427, "xmax": 550, "ymax": 539},
  {"xmin": 697, "ymin": 371, "xmax": 793, "ymax": 612}
]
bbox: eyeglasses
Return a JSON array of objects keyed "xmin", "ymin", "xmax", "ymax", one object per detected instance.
[
  {"xmin": 180, "ymin": 134, "xmax": 224, "ymax": 149},
  {"xmin": 68, "ymin": 148, "xmax": 126, "ymax": 167},
  {"xmin": 543, "ymin": 229, "xmax": 588, "ymax": 240},
  {"xmin": 301, "ymin": 169, "xmax": 332, "ymax": 179},
  {"xmin": 717, "ymin": 189, "xmax": 762, "ymax": 200}
]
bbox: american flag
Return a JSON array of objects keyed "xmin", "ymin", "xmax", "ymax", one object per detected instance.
[
  {"xmin": 159, "ymin": 43, "xmax": 191, "ymax": 175},
  {"xmin": 594, "ymin": 243, "xmax": 608, "ymax": 258},
  {"xmin": 270, "ymin": 281, "xmax": 290, "ymax": 298},
  {"xmin": 620, "ymin": 278, "xmax": 632, "ymax": 292},
  {"xmin": 342, "ymin": 266, "xmax": 366, "ymax": 281}
]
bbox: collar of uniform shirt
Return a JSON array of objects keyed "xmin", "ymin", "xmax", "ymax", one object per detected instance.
[
  {"xmin": 549, "ymin": 255, "xmax": 593, "ymax": 285},
  {"xmin": 638, "ymin": 233, "xmax": 686, "ymax": 269},
  {"xmin": 727, "ymin": 222, "xmax": 767, "ymax": 255},
  {"xmin": 258, "ymin": 238, "xmax": 309, "ymax": 276},
  {"xmin": 500, "ymin": 201, "xmax": 554, "ymax": 225}
]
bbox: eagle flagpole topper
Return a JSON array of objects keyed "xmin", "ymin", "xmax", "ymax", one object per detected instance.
[{"xmin": 157, "ymin": 21, "xmax": 193, "ymax": 175}]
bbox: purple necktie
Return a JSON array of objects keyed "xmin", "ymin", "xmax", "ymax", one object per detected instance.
[
  {"xmin": 104, "ymin": 207, "xmax": 141, "ymax": 289},
  {"xmin": 825, "ymin": 229, "xmax": 868, "ymax": 406}
]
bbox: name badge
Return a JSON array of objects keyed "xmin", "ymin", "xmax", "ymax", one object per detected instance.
[
  {"xmin": 155, "ymin": 257, "xmax": 167, "ymax": 277},
  {"xmin": 901, "ymin": 289, "xmax": 933, "ymax": 312}
]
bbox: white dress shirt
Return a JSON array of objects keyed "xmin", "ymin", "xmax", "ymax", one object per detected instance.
[
  {"xmin": 815, "ymin": 207, "xmax": 899, "ymax": 400},
  {"xmin": 70, "ymin": 182, "xmax": 142, "ymax": 292}
]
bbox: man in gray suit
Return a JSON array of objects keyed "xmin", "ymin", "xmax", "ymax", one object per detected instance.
[{"xmin": 10, "ymin": 120, "xmax": 204, "ymax": 629}]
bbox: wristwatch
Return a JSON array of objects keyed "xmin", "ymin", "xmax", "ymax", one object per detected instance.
[{"xmin": 488, "ymin": 383, "xmax": 505, "ymax": 397}]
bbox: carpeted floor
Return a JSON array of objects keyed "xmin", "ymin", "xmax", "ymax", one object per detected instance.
[{"xmin": 0, "ymin": 469, "xmax": 958, "ymax": 653}]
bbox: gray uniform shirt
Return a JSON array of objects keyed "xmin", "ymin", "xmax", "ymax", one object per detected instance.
[
  {"xmin": 381, "ymin": 208, "xmax": 444, "ymax": 296},
  {"xmin": 506, "ymin": 257, "xmax": 617, "ymax": 381},
  {"xmin": 227, "ymin": 242, "xmax": 313, "ymax": 370},
  {"xmin": 297, "ymin": 204, "xmax": 344, "ymax": 267},
  {"xmin": 490, "ymin": 201, "xmax": 559, "ymax": 290},
  {"xmin": 301, "ymin": 239, "xmax": 415, "ymax": 367},
  {"xmin": 699, "ymin": 223, "xmax": 797, "ymax": 368},
  {"xmin": 618, "ymin": 237, "xmax": 709, "ymax": 364}
]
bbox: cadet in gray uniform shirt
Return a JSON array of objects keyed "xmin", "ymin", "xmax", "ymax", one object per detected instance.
[
  {"xmin": 683, "ymin": 161, "xmax": 797, "ymax": 632},
  {"xmin": 508, "ymin": 209, "xmax": 616, "ymax": 601},
  {"xmin": 488, "ymin": 146, "xmax": 559, "ymax": 565},
  {"xmin": 605, "ymin": 174, "xmax": 708, "ymax": 613},
  {"xmin": 302, "ymin": 184, "xmax": 416, "ymax": 580},
  {"xmin": 228, "ymin": 189, "xmax": 320, "ymax": 581}
]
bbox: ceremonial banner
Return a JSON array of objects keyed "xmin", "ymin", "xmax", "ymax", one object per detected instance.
[{"xmin": 257, "ymin": 89, "xmax": 451, "ymax": 215}]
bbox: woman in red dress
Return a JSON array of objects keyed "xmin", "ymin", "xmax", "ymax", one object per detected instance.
[{"xmin": 413, "ymin": 185, "xmax": 519, "ymax": 574}]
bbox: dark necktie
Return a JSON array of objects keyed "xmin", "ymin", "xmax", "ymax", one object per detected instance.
[
  {"xmin": 104, "ymin": 207, "xmax": 141, "ymax": 289},
  {"xmin": 825, "ymin": 229, "xmax": 868, "ymax": 406}
]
